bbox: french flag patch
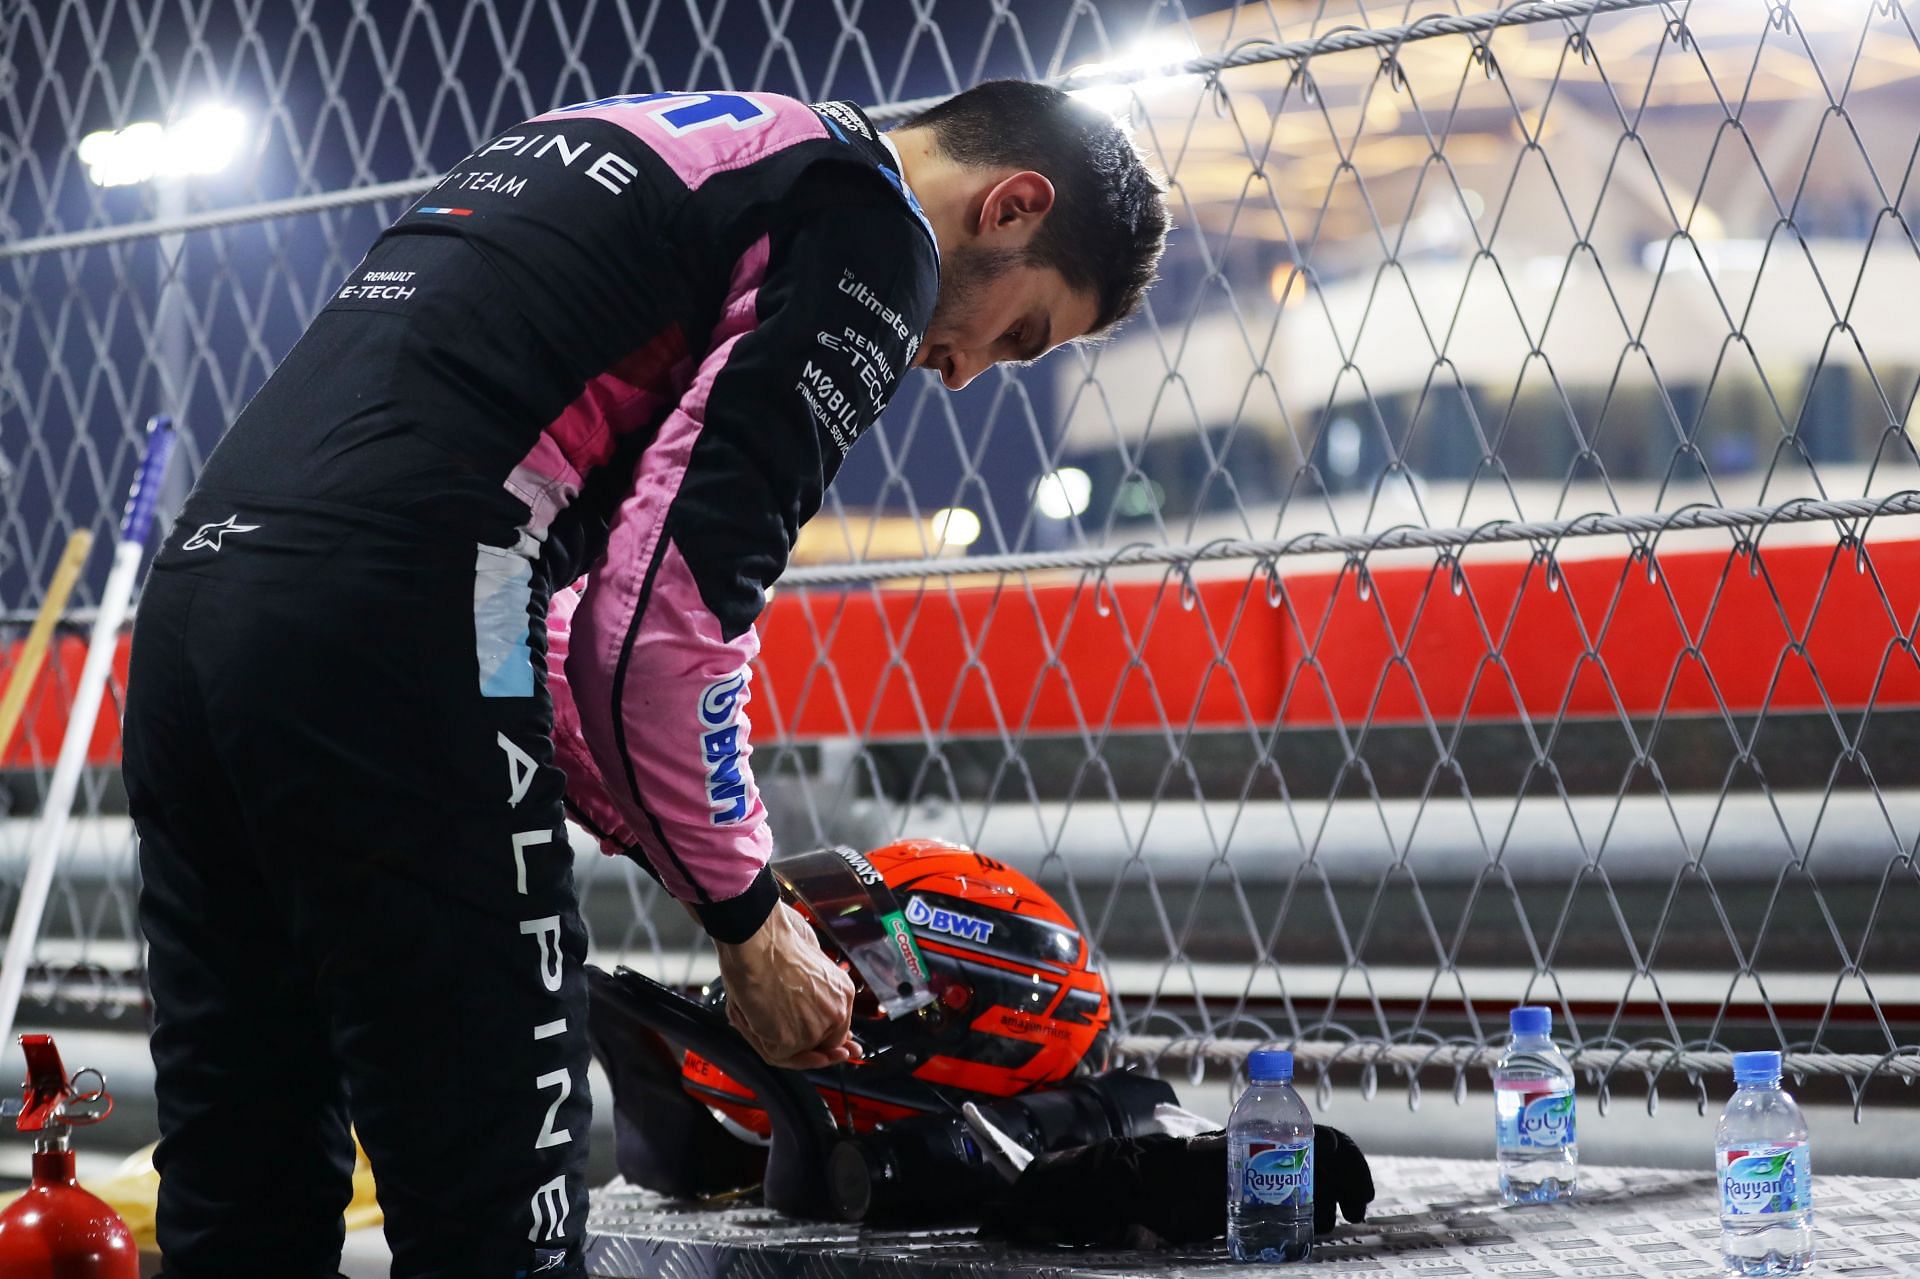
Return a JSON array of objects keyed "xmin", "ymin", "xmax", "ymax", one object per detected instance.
[{"xmin": 417, "ymin": 206, "xmax": 473, "ymax": 216}]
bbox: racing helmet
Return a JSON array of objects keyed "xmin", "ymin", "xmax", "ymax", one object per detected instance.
[{"xmin": 683, "ymin": 839, "xmax": 1111, "ymax": 1134}]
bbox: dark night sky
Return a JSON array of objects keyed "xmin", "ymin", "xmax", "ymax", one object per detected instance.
[{"xmin": 3, "ymin": 2, "xmax": 1239, "ymax": 604}]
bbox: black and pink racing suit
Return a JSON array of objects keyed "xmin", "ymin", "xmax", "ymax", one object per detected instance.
[{"xmin": 123, "ymin": 92, "xmax": 937, "ymax": 1278}]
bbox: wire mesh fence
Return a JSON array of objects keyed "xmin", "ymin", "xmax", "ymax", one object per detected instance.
[{"xmin": 4, "ymin": 0, "xmax": 1920, "ymax": 1114}]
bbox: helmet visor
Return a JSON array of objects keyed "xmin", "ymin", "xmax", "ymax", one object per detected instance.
[{"xmin": 772, "ymin": 847, "xmax": 938, "ymax": 1020}]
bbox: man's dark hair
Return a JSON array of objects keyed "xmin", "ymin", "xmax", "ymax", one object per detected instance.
[{"xmin": 904, "ymin": 79, "xmax": 1169, "ymax": 337}]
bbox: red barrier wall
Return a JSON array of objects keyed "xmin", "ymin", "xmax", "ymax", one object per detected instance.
[
  {"xmin": 757, "ymin": 539, "xmax": 1920, "ymax": 740},
  {"xmin": 6, "ymin": 539, "xmax": 1916, "ymax": 767}
]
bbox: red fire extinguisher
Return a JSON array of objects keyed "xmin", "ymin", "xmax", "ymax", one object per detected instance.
[{"xmin": 0, "ymin": 1032, "xmax": 138, "ymax": 1277}]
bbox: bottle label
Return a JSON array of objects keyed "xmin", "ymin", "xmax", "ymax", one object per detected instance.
[
  {"xmin": 1719, "ymin": 1144, "xmax": 1810, "ymax": 1216},
  {"xmin": 1497, "ymin": 1088, "xmax": 1576, "ymax": 1150},
  {"xmin": 1241, "ymin": 1139, "xmax": 1314, "ymax": 1208}
]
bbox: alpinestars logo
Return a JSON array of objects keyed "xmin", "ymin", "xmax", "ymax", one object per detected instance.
[
  {"xmin": 698, "ymin": 671, "xmax": 751, "ymax": 824},
  {"xmin": 182, "ymin": 515, "xmax": 260, "ymax": 551},
  {"xmin": 813, "ymin": 100, "xmax": 873, "ymax": 140}
]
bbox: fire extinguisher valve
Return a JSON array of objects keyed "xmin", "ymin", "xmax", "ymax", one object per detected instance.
[
  {"xmin": 10, "ymin": 1034, "xmax": 114, "ymax": 1146},
  {"xmin": 0, "ymin": 1033, "xmax": 139, "ymax": 1277}
]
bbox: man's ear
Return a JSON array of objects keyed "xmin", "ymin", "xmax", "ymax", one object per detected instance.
[{"xmin": 975, "ymin": 170, "xmax": 1056, "ymax": 238}]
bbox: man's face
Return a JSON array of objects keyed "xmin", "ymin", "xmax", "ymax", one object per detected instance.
[{"xmin": 915, "ymin": 245, "xmax": 1099, "ymax": 391}]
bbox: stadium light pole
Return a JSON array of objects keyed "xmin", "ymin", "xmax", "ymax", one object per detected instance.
[{"xmin": 77, "ymin": 108, "xmax": 247, "ymax": 464}]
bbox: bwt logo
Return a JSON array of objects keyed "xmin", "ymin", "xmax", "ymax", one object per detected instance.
[
  {"xmin": 698, "ymin": 671, "xmax": 750, "ymax": 824},
  {"xmin": 905, "ymin": 896, "xmax": 994, "ymax": 944}
]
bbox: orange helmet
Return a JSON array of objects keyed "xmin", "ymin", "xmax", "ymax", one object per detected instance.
[{"xmin": 683, "ymin": 839, "xmax": 1111, "ymax": 1135}]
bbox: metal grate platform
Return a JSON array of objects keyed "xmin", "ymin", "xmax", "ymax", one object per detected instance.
[{"xmin": 586, "ymin": 1156, "xmax": 1920, "ymax": 1277}]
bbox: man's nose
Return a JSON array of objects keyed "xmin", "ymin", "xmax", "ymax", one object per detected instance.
[{"xmin": 942, "ymin": 349, "xmax": 985, "ymax": 391}]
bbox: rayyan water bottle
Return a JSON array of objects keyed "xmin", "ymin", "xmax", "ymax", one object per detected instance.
[
  {"xmin": 1716, "ymin": 1050, "xmax": 1813, "ymax": 1276},
  {"xmin": 1227, "ymin": 1048, "xmax": 1314, "ymax": 1263},
  {"xmin": 1492, "ymin": 1005, "xmax": 1578, "ymax": 1203}
]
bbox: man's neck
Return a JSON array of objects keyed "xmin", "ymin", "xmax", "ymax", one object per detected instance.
[{"xmin": 883, "ymin": 125, "xmax": 970, "ymax": 261}]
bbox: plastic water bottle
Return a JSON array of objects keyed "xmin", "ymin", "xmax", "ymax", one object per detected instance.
[
  {"xmin": 1227, "ymin": 1048, "xmax": 1314, "ymax": 1263},
  {"xmin": 1492, "ymin": 1005, "xmax": 1578, "ymax": 1203},
  {"xmin": 1716, "ymin": 1051, "xmax": 1814, "ymax": 1276}
]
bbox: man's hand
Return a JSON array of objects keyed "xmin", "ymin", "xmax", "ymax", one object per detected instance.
[{"xmin": 713, "ymin": 901, "xmax": 863, "ymax": 1070}]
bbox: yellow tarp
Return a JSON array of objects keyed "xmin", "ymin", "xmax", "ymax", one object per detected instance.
[{"xmin": 1, "ymin": 1136, "xmax": 383, "ymax": 1248}]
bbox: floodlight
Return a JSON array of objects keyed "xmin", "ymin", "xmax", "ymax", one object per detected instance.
[
  {"xmin": 931, "ymin": 507, "xmax": 982, "ymax": 549},
  {"xmin": 78, "ymin": 106, "xmax": 246, "ymax": 187}
]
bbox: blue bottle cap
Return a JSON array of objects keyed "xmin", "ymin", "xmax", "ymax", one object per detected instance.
[
  {"xmin": 1248, "ymin": 1049, "xmax": 1294, "ymax": 1082},
  {"xmin": 1732, "ymin": 1050, "xmax": 1782, "ymax": 1084},
  {"xmin": 1509, "ymin": 1005, "xmax": 1552, "ymax": 1037}
]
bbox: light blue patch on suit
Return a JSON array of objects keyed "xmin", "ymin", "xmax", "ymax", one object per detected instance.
[{"xmin": 474, "ymin": 542, "xmax": 535, "ymax": 698}]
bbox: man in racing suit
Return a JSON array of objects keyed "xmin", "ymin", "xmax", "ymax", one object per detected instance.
[{"xmin": 122, "ymin": 80, "xmax": 1165, "ymax": 1277}]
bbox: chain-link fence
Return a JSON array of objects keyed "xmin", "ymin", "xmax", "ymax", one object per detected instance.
[{"xmin": 5, "ymin": 0, "xmax": 1920, "ymax": 1116}]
